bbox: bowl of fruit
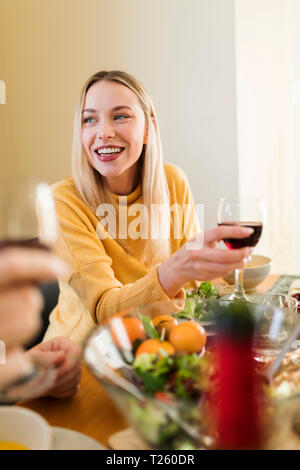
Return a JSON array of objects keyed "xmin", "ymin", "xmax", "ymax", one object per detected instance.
[
  {"xmin": 84, "ymin": 291, "xmax": 300, "ymax": 450},
  {"xmin": 84, "ymin": 298, "xmax": 216, "ymax": 450}
]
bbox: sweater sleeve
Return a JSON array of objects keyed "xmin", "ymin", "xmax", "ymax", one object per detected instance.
[
  {"xmin": 167, "ymin": 165, "xmax": 201, "ymax": 291},
  {"xmin": 54, "ymin": 197, "xmax": 185, "ymax": 325},
  {"xmin": 177, "ymin": 168, "xmax": 201, "ymax": 247}
]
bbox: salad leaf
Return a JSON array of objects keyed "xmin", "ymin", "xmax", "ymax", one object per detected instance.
[
  {"xmin": 193, "ymin": 303, "xmax": 215, "ymax": 321},
  {"xmin": 129, "ymin": 399, "xmax": 169, "ymax": 445},
  {"xmin": 139, "ymin": 314, "xmax": 159, "ymax": 339},
  {"xmin": 199, "ymin": 281, "xmax": 218, "ymax": 297},
  {"xmin": 175, "ymin": 281, "xmax": 219, "ymax": 321},
  {"xmin": 156, "ymin": 421, "xmax": 180, "ymax": 445},
  {"xmin": 137, "ymin": 372, "xmax": 168, "ymax": 394},
  {"xmin": 133, "ymin": 354, "xmax": 174, "ymax": 395},
  {"xmin": 187, "ymin": 281, "xmax": 219, "ymax": 299},
  {"xmin": 133, "ymin": 351, "xmax": 212, "ymax": 401},
  {"xmin": 133, "ymin": 354, "xmax": 173, "ymax": 375},
  {"xmin": 170, "ymin": 354, "xmax": 208, "ymax": 400},
  {"xmin": 183, "ymin": 298, "xmax": 197, "ymax": 318},
  {"xmin": 133, "ymin": 353, "xmax": 158, "ymax": 373}
]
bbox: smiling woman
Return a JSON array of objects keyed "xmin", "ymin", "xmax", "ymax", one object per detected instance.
[
  {"xmin": 72, "ymin": 71, "xmax": 171, "ymax": 269},
  {"xmin": 81, "ymin": 81, "xmax": 147, "ymax": 195},
  {"xmin": 44, "ymin": 70, "xmax": 254, "ymax": 346}
]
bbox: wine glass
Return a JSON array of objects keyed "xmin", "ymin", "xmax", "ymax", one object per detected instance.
[
  {"xmin": 0, "ymin": 176, "xmax": 58, "ymax": 402},
  {"xmin": 217, "ymin": 197, "xmax": 265, "ymax": 301}
]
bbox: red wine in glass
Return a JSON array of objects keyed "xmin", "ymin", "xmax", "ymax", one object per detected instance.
[
  {"xmin": 217, "ymin": 197, "xmax": 265, "ymax": 301},
  {"xmin": 290, "ymin": 293, "xmax": 300, "ymax": 313},
  {"xmin": 218, "ymin": 222, "xmax": 263, "ymax": 250}
]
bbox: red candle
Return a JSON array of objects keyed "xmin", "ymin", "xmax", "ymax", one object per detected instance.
[
  {"xmin": 212, "ymin": 302, "xmax": 266, "ymax": 450},
  {"xmin": 214, "ymin": 338, "xmax": 264, "ymax": 449}
]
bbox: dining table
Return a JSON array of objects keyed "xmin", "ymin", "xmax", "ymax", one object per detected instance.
[{"xmin": 17, "ymin": 274, "xmax": 300, "ymax": 450}]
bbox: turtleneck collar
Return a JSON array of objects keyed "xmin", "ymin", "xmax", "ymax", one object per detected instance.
[{"xmin": 109, "ymin": 182, "xmax": 142, "ymax": 205}]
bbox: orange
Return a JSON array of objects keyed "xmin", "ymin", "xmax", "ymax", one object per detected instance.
[
  {"xmin": 169, "ymin": 321, "xmax": 206, "ymax": 354},
  {"xmin": 103, "ymin": 307, "xmax": 135, "ymax": 327},
  {"xmin": 135, "ymin": 338, "xmax": 175, "ymax": 358},
  {"xmin": 110, "ymin": 317, "xmax": 146, "ymax": 350},
  {"xmin": 152, "ymin": 315, "xmax": 178, "ymax": 336}
]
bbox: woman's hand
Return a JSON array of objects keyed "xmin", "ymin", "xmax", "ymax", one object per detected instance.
[
  {"xmin": 0, "ymin": 248, "xmax": 67, "ymax": 347},
  {"xmin": 157, "ymin": 225, "xmax": 254, "ymax": 298},
  {"xmin": 27, "ymin": 337, "xmax": 82, "ymax": 399}
]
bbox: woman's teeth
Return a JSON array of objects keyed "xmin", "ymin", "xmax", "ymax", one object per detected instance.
[{"xmin": 95, "ymin": 147, "xmax": 123, "ymax": 155}]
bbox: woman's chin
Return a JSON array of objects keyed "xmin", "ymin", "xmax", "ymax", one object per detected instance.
[
  {"xmin": 95, "ymin": 166, "xmax": 127, "ymax": 182},
  {"xmin": 92, "ymin": 160, "xmax": 122, "ymax": 175}
]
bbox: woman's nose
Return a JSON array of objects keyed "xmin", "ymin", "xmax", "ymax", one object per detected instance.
[{"xmin": 96, "ymin": 120, "xmax": 115, "ymax": 139}]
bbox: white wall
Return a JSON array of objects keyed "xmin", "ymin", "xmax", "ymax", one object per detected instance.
[
  {"xmin": 142, "ymin": 0, "xmax": 240, "ymax": 231},
  {"xmin": 2, "ymin": 0, "xmax": 297, "ymax": 271},
  {"xmin": 0, "ymin": 0, "xmax": 239, "ymax": 231},
  {"xmin": 235, "ymin": 0, "xmax": 299, "ymax": 273}
]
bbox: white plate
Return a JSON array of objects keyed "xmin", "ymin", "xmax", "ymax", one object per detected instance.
[{"xmin": 51, "ymin": 426, "xmax": 106, "ymax": 450}]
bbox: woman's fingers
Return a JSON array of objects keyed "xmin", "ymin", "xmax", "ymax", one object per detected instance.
[
  {"xmin": 203, "ymin": 225, "xmax": 254, "ymax": 245},
  {"xmin": 51, "ymin": 365, "xmax": 81, "ymax": 390},
  {"xmin": 50, "ymin": 383, "xmax": 80, "ymax": 399},
  {"xmin": 52, "ymin": 353, "xmax": 82, "ymax": 382},
  {"xmin": 0, "ymin": 248, "xmax": 68, "ymax": 288},
  {"xmin": 27, "ymin": 338, "xmax": 82, "ymax": 395},
  {"xmin": 27, "ymin": 349, "xmax": 65, "ymax": 370},
  {"xmin": 194, "ymin": 260, "xmax": 246, "ymax": 277},
  {"xmin": 47, "ymin": 368, "xmax": 82, "ymax": 398},
  {"xmin": 0, "ymin": 348, "xmax": 33, "ymax": 390},
  {"xmin": 198, "ymin": 246, "xmax": 253, "ymax": 264}
]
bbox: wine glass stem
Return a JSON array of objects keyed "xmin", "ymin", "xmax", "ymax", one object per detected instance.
[{"xmin": 234, "ymin": 268, "xmax": 245, "ymax": 296}]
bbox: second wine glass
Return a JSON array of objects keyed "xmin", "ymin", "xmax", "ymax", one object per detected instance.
[
  {"xmin": 217, "ymin": 197, "xmax": 265, "ymax": 301},
  {"xmin": 0, "ymin": 176, "xmax": 58, "ymax": 402}
]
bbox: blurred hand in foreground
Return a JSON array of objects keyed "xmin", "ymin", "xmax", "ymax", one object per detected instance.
[
  {"xmin": 0, "ymin": 248, "xmax": 68, "ymax": 399},
  {"xmin": 0, "ymin": 248, "xmax": 67, "ymax": 347},
  {"xmin": 27, "ymin": 337, "xmax": 82, "ymax": 398}
]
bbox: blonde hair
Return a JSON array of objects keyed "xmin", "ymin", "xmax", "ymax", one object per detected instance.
[{"xmin": 72, "ymin": 70, "xmax": 170, "ymax": 267}]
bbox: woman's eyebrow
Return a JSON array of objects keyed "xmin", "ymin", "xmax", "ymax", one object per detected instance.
[
  {"xmin": 82, "ymin": 105, "xmax": 134, "ymax": 114},
  {"xmin": 82, "ymin": 108, "xmax": 97, "ymax": 114},
  {"xmin": 112, "ymin": 105, "xmax": 134, "ymax": 111}
]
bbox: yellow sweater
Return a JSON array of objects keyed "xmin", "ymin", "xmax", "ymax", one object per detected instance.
[{"xmin": 44, "ymin": 163, "xmax": 199, "ymax": 346}]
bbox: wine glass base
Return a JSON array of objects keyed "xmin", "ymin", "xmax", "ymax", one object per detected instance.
[{"xmin": 222, "ymin": 291, "xmax": 254, "ymax": 302}]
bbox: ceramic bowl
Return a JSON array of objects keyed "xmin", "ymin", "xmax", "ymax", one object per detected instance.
[
  {"xmin": 0, "ymin": 407, "xmax": 52, "ymax": 450},
  {"xmin": 222, "ymin": 254, "xmax": 272, "ymax": 292}
]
